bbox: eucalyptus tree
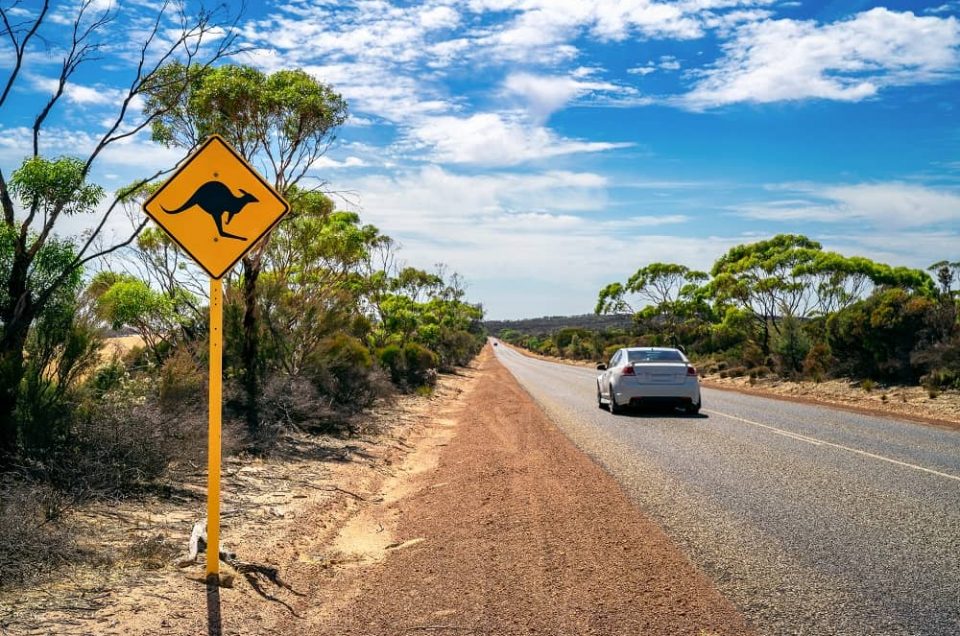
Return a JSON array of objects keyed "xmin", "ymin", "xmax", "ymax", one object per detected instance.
[
  {"xmin": 257, "ymin": 190, "xmax": 387, "ymax": 378},
  {"xmin": 595, "ymin": 262, "xmax": 710, "ymax": 345},
  {"xmin": 0, "ymin": 1, "xmax": 239, "ymax": 462},
  {"xmin": 143, "ymin": 63, "xmax": 348, "ymax": 433}
]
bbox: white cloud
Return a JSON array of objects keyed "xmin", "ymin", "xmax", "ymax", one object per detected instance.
[
  {"xmin": 312, "ymin": 156, "xmax": 368, "ymax": 169},
  {"xmin": 607, "ymin": 214, "xmax": 690, "ymax": 227},
  {"xmin": 340, "ymin": 164, "xmax": 732, "ymax": 317},
  {"xmin": 628, "ymin": 65, "xmax": 657, "ymax": 76},
  {"xmin": 735, "ymin": 182, "xmax": 960, "ymax": 228},
  {"xmin": 0, "ymin": 125, "xmax": 184, "ymax": 176},
  {"xmin": 658, "ymin": 55, "xmax": 681, "ymax": 71},
  {"xmin": 406, "ymin": 112, "xmax": 633, "ymax": 165},
  {"xmin": 467, "ymin": 0, "xmax": 709, "ymax": 64},
  {"xmin": 684, "ymin": 8, "xmax": 960, "ymax": 109},
  {"xmin": 29, "ymin": 75, "xmax": 127, "ymax": 107},
  {"xmin": 502, "ymin": 72, "xmax": 624, "ymax": 121}
]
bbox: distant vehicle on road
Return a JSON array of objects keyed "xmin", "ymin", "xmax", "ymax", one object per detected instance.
[{"xmin": 596, "ymin": 347, "xmax": 701, "ymax": 415}]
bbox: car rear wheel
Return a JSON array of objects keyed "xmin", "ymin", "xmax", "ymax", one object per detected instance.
[
  {"xmin": 685, "ymin": 398, "xmax": 701, "ymax": 415},
  {"xmin": 609, "ymin": 385, "xmax": 625, "ymax": 415},
  {"xmin": 597, "ymin": 385, "xmax": 606, "ymax": 410}
]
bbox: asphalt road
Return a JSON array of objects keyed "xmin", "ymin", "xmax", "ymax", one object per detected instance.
[{"xmin": 493, "ymin": 344, "xmax": 960, "ymax": 636}]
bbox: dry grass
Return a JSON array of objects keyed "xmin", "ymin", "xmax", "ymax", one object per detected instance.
[{"xmin": 703, "ymin": 373, "xmax": 960, "ymax": 428}]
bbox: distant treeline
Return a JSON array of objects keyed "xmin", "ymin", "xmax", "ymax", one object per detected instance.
[
  {"xmin": 485, "ymin": 313, "xmax": 633, "ymax": 336},
  {"xmin": 499, "ymin": 235, "xmax": 959, "ymax": 392}
]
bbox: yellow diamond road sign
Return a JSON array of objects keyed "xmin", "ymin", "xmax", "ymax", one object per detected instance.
[{"xmin": 142, "ymin": 134, "xmax": 290, "ymax": 279}]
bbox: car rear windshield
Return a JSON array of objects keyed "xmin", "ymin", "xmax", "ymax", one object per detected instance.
[{"xmin": 627, "ymin": 350, "xmax": 685, "ymax": 363}]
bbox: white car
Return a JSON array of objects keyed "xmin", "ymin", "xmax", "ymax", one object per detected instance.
[{"xmin": 597, "ymin": 347, "xmax": 701, "ymax": 415}]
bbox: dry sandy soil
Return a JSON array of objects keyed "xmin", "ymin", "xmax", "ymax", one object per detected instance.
[
  {"xmin": 1, "ymin": 347, "xmax": 752, "ymax": 636},
  {"xmin": 700, "ymin": 374, "xmax": 960, "ymax": 430}
]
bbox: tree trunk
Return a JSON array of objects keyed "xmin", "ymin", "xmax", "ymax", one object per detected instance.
[
  {"xmin": 0, "ymin": 322, "xmax": 30, "ymax": 466},
  {"xmin": 0, "ymin": 254, "xmax": 34, "ymax": 467},
  {"xmin": 240, "ymin": 258, "xmax": 260, "ymax": 436},
  {"xmin": 761, "ymin": 318, "xmax": 771, "ymax": 355}
]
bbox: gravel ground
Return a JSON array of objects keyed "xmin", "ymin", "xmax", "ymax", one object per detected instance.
[
  {"xmin": 299, "ymin": 346, "xmax": 753, "ymax": 636},
  {"xmin": 495, "ymin": 344, "xmax": 960, "ymax": 636}
]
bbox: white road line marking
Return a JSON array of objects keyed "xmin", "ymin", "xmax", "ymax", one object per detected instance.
[{"xmin": 705, "ymin": 409, "xmax": 960, "ymax": 483}]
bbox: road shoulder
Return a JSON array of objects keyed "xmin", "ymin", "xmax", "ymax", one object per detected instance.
[{"xmin": 295, "ymin": 346, "xmax": 753, "ymax": 635}]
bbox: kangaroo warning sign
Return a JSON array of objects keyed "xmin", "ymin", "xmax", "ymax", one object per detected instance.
[{"xmin": 142, "ymin": 134, "xmax": 290, "ymax": 279}]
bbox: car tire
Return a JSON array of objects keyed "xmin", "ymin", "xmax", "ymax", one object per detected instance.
[
  {"xmin": 597, "ymin": 385, "xmax": 606, "ymax": 410},
  {"xmin": 685, "ymin": 399, "xmax": 701, "ymax": 415},
  {"xmin": 609, "ymin": 385, "xmax": 625, "ymax": 415}
]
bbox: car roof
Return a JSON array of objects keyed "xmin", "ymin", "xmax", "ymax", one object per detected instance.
[{"xmin": 622, "ymin": 347, "xmax": 682, "ymax": 352}]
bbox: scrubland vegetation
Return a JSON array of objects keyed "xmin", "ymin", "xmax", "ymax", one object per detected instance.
[
  {"xmin": 500, "ymin": 235, "xmax": 959, "ymax": 392},
  {"xmin": 0, "ymin": 4, "xmax": 482, "ymax": 589}
]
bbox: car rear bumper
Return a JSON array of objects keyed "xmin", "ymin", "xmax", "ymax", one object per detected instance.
[{"xmin": 614, "ymin": 382, "xmax": 700, "ymax": 406}]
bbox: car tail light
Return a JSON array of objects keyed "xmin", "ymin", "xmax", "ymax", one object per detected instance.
[
  {"xmin": 687, "ymin": 365, "xmax": 697, "ymax": 376},
  {"xmin": 622, "ymin": 365, "xmax": 635, "ymax": 376}
]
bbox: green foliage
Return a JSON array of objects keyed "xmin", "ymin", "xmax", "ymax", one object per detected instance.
[
  {"xmin": 774, "ymin": 315, "xmax": 811, "ymax": 374},
  {"xmin": 579, "ymin": 236, "xmax": 953, "ymax": 386},
  {"xmin": 145, "ymin": 63, "xmax": 348, "ymax": 166},
  {"xmin": 827, "ymin": 288, "xmax": 935, "ymax": 382},
  {"xmin": 377, "ymin": 342, "xmax": 439, "ymax": 390},
  {"xmin": 94, "ymin": 276, "xmax": 190, "ymax": 363},
  {"xmin": 9, "ymin": 156, "xmax": 104, "ymax": 218},
  {"xmin": 19, "ymin": 302, "xmax": 102, "ymax": 452},
  {"xmin": 306, "ymin": 334, "xmax": 380, "ymax": 410}
]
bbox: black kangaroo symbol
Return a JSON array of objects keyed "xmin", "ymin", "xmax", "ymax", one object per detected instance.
[{"xmin": 161, "ymin": 180, "xmax": 258, "ymax": 241}]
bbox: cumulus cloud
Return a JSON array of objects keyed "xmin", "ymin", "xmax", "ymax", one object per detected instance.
[
  {"xmin": 405, "ymin": 113, "xmax": 632, "ymax": 166},
  {"xmin": 502, "ymin": 72, "xmax": 624, "ymax": 121},
  {"xmin": 734, "ymin": 182, "xmax": 960, "ymax": 228},
  {"xmin": 683, "ymin": 8, "xmax": 960, "ymax": 109},
  {"xmin": 338, "ymin": 164, "xmax": 725, "ymax": 317}
]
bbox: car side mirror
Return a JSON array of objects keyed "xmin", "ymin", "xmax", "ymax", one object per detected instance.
[{"xmin": 596, "ymin": 363, "xmax": 607, "ymax": 370}]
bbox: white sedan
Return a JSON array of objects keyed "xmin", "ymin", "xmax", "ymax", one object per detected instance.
[{"xmin": 597, "ymin": 347, "xmax": 701, "ymax": 415}]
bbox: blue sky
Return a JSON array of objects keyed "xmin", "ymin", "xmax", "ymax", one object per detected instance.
[{"xmin": 1, "ymin": 0, "xmax": 959, "ymax": 319}]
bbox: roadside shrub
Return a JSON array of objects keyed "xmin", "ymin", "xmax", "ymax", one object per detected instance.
[
  {"xmin": 402, "ymin": 342, "xmax": 439, "ymax": 388},
  {"xmin": 861, "ymin": 379, "xmax": 875, "ymax": 392},
  {"xmin": 35, "ymin": 375, "xmax": 207, "ymax": 496},
  {"xmin": 827, "ymin": 288, "xmax": 934, "ymax": 382},
  {"xmin": 377, "ymin": 342, "xmax": 439, "ymax": 390},
  {"xmin": 377, "ymin": 344, "xmax": 405, "ymax": 385},
  {"xmin": 89, "ymin": 359, "xmax": 126, "ymax": 396},
  {"xmin": 802, "ymin": 343, "xmax": 835, "ymax": 379},
  {"xmin": 158, "ymin": 347, "xmax": 204, "ymax": 407},
  {"xmin": 435, "ymin": 329, "xmax": 482, "ymax": 370},
  {"xmin": 774, "ymin": 315, "xmax": 811, "ymax": 374},
  {"xmin": 0, "ymin": 480, "xmax": 84, "ymax": 589},
  {"xmin": 603, "ymin": 344, "xmax": 621, "ymax": 361},
  {"xmin": 18, "ymin": 307, "xmax": 102, "ymax": 453},
  {"xmin": 913, "ymin": 334, "xmax": 960, "ymax": 389},
  {"xmin": 741, "ymin": 340, "xmax": 766, "ymax": 369},
  {"xmin": 728, "ymin": 366, "xmax": 747, "ymax": 378},
  {"xmin": 307, "ymin": 334, "xmax": 388, "ymax": 412}
]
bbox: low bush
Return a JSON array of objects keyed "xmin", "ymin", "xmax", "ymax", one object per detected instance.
[
  {"xmin": 158, "ymin": 346, "xmax": 205, "ymax": 407},
  {"xmin": 377, "ymin": 342, "xmax": 439, "ymax": 390},
  {"xmin": 803, "ymin": 343, "xmax": 835, "ymax": 379},
  {"xmin": 0, "ymin": 480, "xmax": 85, "ymax": 589},
  {"xmin": 307, "ymin": 334, "xmax": 387, "ymax": 411},
  {"xmin": 29, "ymin": 375, "xmax": 209, "ymax": 497}
]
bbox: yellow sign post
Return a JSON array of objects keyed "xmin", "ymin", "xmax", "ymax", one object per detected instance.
[{"xmin": 143, "ymin": 135, "xmax": 290, "ymax": 578}]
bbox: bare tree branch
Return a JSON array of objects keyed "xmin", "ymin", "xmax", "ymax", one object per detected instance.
[{"xmin": 0, "ymin": 0, "xmax": 49, "ymax": 109}]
